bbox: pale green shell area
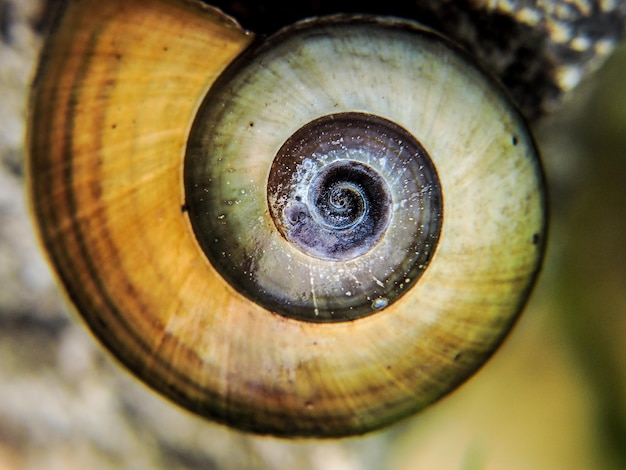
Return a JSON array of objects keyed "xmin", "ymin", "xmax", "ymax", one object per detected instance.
[{"xmin": 186, "ymin": 18, "xmax": 544, "ymax": 323}]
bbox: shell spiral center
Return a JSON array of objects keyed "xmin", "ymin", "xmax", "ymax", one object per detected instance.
[{"xmin": 268, "ymin": 113, "xmax": 398, "ymax": 262}]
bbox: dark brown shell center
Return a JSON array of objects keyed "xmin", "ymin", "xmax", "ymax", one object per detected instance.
[{"xmin": 268, "ymin": 114, "xmax": 396, "ymax": 261}]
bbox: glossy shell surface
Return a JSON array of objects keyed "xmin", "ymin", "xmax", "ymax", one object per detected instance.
[{"xmin": 28, "ymin": 0, "xmax": 546, "ymax": 436}]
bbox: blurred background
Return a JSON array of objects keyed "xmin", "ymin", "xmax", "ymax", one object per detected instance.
[{"xmin": 1, "ymin": 0, "xmax": 625, "ymax": 468}]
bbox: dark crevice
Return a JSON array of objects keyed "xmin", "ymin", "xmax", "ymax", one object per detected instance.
[{"xmin": 203, "ymin": 0, "xmax": 625, "ymax": 120}]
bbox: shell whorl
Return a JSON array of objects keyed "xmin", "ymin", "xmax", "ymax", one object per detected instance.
[
  {"xmin": 28, "ymin": 0, "xmax": 547, "ymax": 436},
  {"xmin": 189, "ymin": 107, "xmax": 444, "ymax": 322}
]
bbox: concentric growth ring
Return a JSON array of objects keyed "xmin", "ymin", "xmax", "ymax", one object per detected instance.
[{"xmin": 185, "ymin": 89, "xmax": 443, "ymax": 322}]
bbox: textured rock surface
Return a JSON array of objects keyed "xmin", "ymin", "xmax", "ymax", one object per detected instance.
[{"xmin": 209, "ymin": 0, "xmax": 626, "ymax": 119}]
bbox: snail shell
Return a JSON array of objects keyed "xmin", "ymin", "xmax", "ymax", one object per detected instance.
[{"xmin": 27, "ymin": 0, "xmax": 546, "ymax": 437}]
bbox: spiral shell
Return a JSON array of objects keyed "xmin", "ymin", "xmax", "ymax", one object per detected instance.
[{"xmin": 28, "ymin": 0, "xmax": 546, "ymax": 437}]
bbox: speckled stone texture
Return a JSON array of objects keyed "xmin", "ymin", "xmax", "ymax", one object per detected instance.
[{"xmin": 208, "ymin": 0, "xmax": 626, "ymax": 119}]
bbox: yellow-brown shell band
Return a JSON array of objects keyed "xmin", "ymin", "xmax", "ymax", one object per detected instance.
[{"xmin": 28, "ymin": 0, "xmax": 263, "ymax": 428}]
